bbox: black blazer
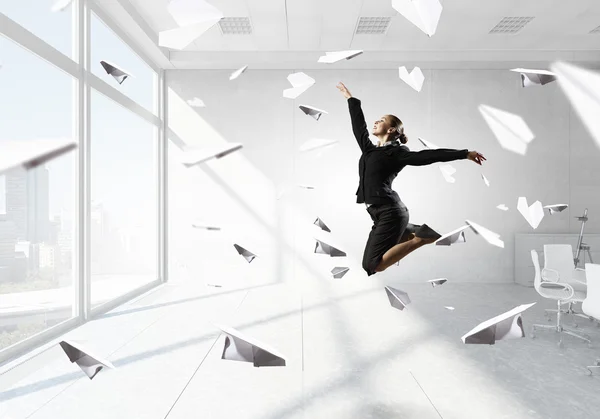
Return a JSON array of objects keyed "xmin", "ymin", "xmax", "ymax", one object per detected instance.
[{"xmin": 348, "ymin": 97, "xmax": 469, "ymax": 205}]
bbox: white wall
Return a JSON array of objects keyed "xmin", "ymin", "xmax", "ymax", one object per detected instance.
[{"xmin": 166, "ymin": 68, "xmax": 600, "ymax": 285}]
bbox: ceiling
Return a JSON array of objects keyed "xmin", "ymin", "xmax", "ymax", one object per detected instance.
[{"xmin": 124, "ymin": 0, "xmax": 600, "ymax": 68}]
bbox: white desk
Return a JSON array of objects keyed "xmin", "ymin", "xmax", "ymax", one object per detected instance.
[{"xmin": 515, "ymin": 234, "xmax": 600, "ymax": 287}]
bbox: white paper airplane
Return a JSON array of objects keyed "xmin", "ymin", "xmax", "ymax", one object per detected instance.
[
  {"xmin": 461, "ymin": 303, "xmax": 536, "ymax": 344},
  {"xmin": 215, "ymin": 324, "xmax": 286, "ymax": 367},
  {"xmin": 187, "ymin": 97, "xmax": 206, "ymax": 107},
  {"xmin": 314, "ymin": 239, "xmax": 346, "ymax": 257},
  {"xmin": 299, "ymin": 138, "xmax": 339, "ymax": 153},
  {"xmin": 417, "ymin": 137, "xmax": 439, "ymax": 149},
  {"xmin": 551, "ymin": 61, "xmax": 600, "ymax": 151},
  {"xmin": 192, "ymin": 223, "xmax": 221, "ymax": 231},
  {"xmin": 230, "ymin": 65, "xmax": 248, "ymax": 80},
  {"xmin": 392, "ymin": 0, "xmax": 443, "ymax": 37},
  {"xmin": 100, "ymin": 60, "xmax": 132, "ymax": 85},
  {"xmin": 313, "ymin": 217, "xmax": 331, "ymax": 233},
  {"xmin": 318, "ymin": 50, "xmax": 363, "ymax": 64},
  {"xmin": 283, "ymin": 72, "xmax": 315, "ymax": 99},
  {"xmin": 59, "ymin": 340, "xmax": 115, "ymax": 380},
  {"xmin": 51, "ymin": 0, "xmax": 73, "ymax": 12},
  {"xmin": 435, "ymin": 225, "xmax": 468, "ymax": 246},
  {"xmin": 299, "ymin": 105, "xmax": 328, "ymax": 121},
  {"xmin": 233, "ymin": 244, "xmax": 256, "ymax": 263},
  {"xmin": 385, "ymin": 286, "xmax": 411, "ymax": 311},
  {"xmin": 398, "ymin": 66, "xmax": 425, "ymax": 92},
  {"xmin": 0, "ymin": 138, "xmax": 77, "ymax": 175},
  {"xmin": 517, "ymin": 197, "xmax": 545, "ymax": 229},
  {"xmin": 331, "ymin": 267, "xmax": 350, "ymax": 279},
  {"xmin": 465, "ymin": 219, "xmax": 504, "ymax": 248},
  {"xmin": 479, "ymin": 104, "xmax": 535, "ymax": 156},
  {"xmin": 181, "ymin": 143, "xmax": 242, "ymax": 167},
  {"xmin": 510, "ymin": 68, "xmax": 556, "ymax": 87},
  {"xmin": 428, "ymin": 278, "xmax": 447, "ymax": 287},
  {"xmin": 543, "ymin": 204, "xmax": 568, "ymax": 214},
  {"xmin": 159, "ymin": 0, "xmax": 223, "ymax": 50},
  {"xmin": 444, "ymin": 306, "xmax": 455, "ymax": 311},
  {"xmin": 439, "ymin": 164, "xmax": 456, "ymax": 183},
  {"xmin": 497, "ymin": 204, "xmax": 509, "ymax": 211},
  {"xmin": 481, "ymin": 174, "xmax": 490, "ymax": 187}
]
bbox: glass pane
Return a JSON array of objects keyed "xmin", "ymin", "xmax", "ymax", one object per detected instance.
[
  {"xmin": 90, "ymin": 12, "xmax": 157, "ymax": 114},
  {"xmin": 90, "ymin": 90, "xmax": 157, "ymax": 308},
  {"xmin": 0, "ymin": 0, "xmax": 74, "ymax": 59},
  {"xmin": 0, "ymin": 36, "xmax": 76, "ymax": 351}
]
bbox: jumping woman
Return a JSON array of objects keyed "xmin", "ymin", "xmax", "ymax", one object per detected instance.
[{"xmin": 336, "ymin": 82, "xmax": 486, "ymax": 276}]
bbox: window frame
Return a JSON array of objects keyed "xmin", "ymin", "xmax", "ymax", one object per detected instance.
[{"xmin": 0, "ymin": 0, "xmax": 167, "ymax": 367}]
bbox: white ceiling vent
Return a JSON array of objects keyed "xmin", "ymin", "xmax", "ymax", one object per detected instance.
[
  {"xmin": 219, "ymin": 17, "xmax": 253, "ymax": 35},
  {"xmin": 355, "ymin": 17, "xmax": 392, "ymax": 35},
  {"xmin": 489, "ymin": 17, "xmax": 534, "ymax": 34}
]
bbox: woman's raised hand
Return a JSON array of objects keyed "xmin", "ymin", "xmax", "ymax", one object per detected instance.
[
  {"xmin": 336, "ymin": 82, "xmax": 352, "ymax": 99},
  {"xmin": 467, "ymin": 151, "xmax": 486, "ymax": 165}
]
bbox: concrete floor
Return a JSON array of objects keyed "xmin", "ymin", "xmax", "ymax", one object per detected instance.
[{"xmin": 1, "ymin": 276, "xmax": 600, "ymax": 419}]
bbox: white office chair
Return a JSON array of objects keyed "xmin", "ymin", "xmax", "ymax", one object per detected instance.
[
  {"xmin": 542, "ymin": 244, "xmax": 589, "ymax": 322},
  {"xmin": 582, "ymin": 263, "xmax": 600, "ymax": 374},
  {"xmin": 531, "ymin": 250, "xmax": 591, "ymax": 347}
]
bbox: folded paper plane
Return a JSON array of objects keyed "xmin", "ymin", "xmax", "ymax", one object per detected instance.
[
  {"xmin": 187, "ymin": 97, "xmax": 206, "ymax": 107},
  {"xmin": 461, "ymin": 303, "xmax": 536, "ymax": 344},
  {"xmin": 192, "ymin": 223, "xmax": 221, "ymax": 231},
  {"xmin": 181, "ymin": 143, "xmax": 242, "ymax": 166},
  {"xmin": 313, "ymin": 217, "xmax": 331, "ymax": 233},
  {"xmin": 428, "ymin": 278, "xmax": 447, "ymax": 287},
  {"xmin": 230, "ymin": 65, "xmax": 248, "ymax": 80},
  {"xmin": 299, "ymin": 105, "xmax": 328, "ymax": 121},
  {"xmin": 331, "ymin": 267, "xmax": 349, "ymax": 279},
  {"xmin": 435, "ymin": 225, "xmax": 468, "ymax": 246},
  {"xmin": 159, "ymin": 0, "xmax": 223, "ymax": 50},
  {"xmin": 497, "ymin": 204, "xmax": 509, "ymax": 211},
  {"xmin": 517, "ymin": 197, "xmax": 545, "ymax": 229},
  {"xmin": 283, "ymin": 72, "xmax": 315, "ymax": 99},
  {"xmin": 233, "ymin": 244, "xmax": 256, "ymax": 263},
  {"xmin": 51, "ymin": 0, "xmax": 73, "ymax": 12},
  {"xmin": 417, "ymin": 137, "xmax": 439, "ymax": 149},
  {"xmin": 510, "ymin": 68, "xmax": 556, "ymax": 87},
  {"xmin": 392, "ymin": 0, "xmax": 443, "ymax": 37},
  {"xmin": 481, "ymin": 174, "xmax": 490, "ymax": 187},
  {"xmin": 1, "ymin": 138, "xmax": 77, "ymax": 175},
  {"xmin": 385, "ymin": 286, "xmax": 411, "ymax": 311},
  {"xmin": 465, "ymin": 219, "xmax": 504, "ymax": 248},
  {"xmin": 551, "ymin": 61, "xmax": 600, "ymax": 151},
  {"xmin": 215, "ymin": 324, "xmax": 286, "ymax": 367},
  {"xmin": 314, "ymin": 239, "xmax": 346, "ymax": 257},
  {"xmin": 543, "ymin": 204, "xmax": 568, "ymax": 214},
  {"xmin": 100, "ymin": 60, "xmax": 132, "ymax": 85},
  {"xmin": 439, "ymin": 164, "xmax": 456, "ymax": 183},
  {"xmin": 299, "ymin": 138, "xmax": 338, "ymax": 152},
  {"xmin": 398, "ymin": 66, "xmax": 425, "ymax": 92},
  {"xmin": 318, "ymin": 50, "xmax": 363, "ymax": 64},
  {"xmin": 59, "ymin": 340, "xmax": 115, "ymax": 380},
  {"xmin": 479, "ymin": 104, "xmax": 535, "ymax": 156}
]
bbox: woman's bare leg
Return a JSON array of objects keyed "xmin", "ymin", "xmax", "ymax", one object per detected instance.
[{"xmin": 374, "ymin": 236, "xmax": 434, "ymax": 272}]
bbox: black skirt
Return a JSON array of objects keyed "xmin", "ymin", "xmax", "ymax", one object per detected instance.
[{"xmin": 362, "ymin": 202, "xmax": 416, "ymax": 276}]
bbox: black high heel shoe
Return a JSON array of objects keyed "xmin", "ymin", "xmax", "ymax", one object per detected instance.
[{"xmin": 415, "ymin": 224, "xmax": 442, "ymax": 241}]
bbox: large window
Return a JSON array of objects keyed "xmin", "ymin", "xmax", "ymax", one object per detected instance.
[
  {"xmin": 0, "ymin": 0, "xmax": 74, "ymax": 59},
  {"xmin": 90, "ymin": 90, "xmax": 158, "ymax": 307},
  {"xmin": 0, "ymin": 36, "xmax": 76, "ymax": 350},
  {"xmin": 91, "ymin": 12, "xmax": 157, "ymax": 114}
]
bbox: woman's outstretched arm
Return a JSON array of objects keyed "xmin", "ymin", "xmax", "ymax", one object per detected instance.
[
  {"xmin": 393, "ymin": 146, "xmax": 485, "ymax": 167},
  {"xmin": 337, "ymin": 82, "xmax": 376, "ymax": 153}
]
